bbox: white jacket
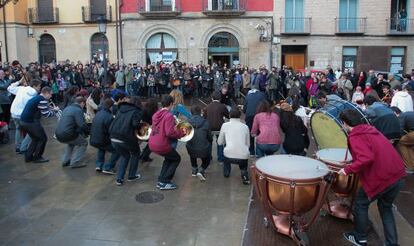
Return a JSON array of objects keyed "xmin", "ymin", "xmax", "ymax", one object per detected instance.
[
  {"xmin": 8, "ymin": 82, "xmax": 38, "ymax": 119},
  {"xmin": 391, "ymin": 91, "xmax": 414, "ymax": 112},
  {"xmin": 218, "ymin": 118, "xmax": 250, "ymax": 160}
]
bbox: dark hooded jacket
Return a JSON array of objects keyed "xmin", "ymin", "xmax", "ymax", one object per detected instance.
[
  {"xmin": 186, "ymin": 115, "xmax": 212, "ymax": 158},
  {"xmin": 90, "ymin": 108, "xmax": 113, "ymax": 148},
  {"xmin": 109, "ymin": 102, "xmax": 142, "ymax": 150},
  {"xmin": 344, "ymin": 124, "xmax": 405, "ymax": 199}
]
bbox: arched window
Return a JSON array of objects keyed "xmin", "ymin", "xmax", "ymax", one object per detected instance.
[
  {"xmin": 146, "ymin": 33, "xmax": 177, "ymax": 64},
  {"xmin": 90, "ymin": 33, "xmax": 109, "ymax": 61},
  {"xmin": 208, "ymin": 32, "xmax": 239, "ymax": 66},
  {"xmin": 38, "ymin": 34, "xmax": 56, "ymax": 64}
]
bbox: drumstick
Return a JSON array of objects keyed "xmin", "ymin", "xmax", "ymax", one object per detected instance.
[
  {"xmin": 344, "ymin": 148, "xmax": 349, "ymax": 162},
  {"xmin": 316, "ymin": 166, "xmax": 339, "ymax": 174}
]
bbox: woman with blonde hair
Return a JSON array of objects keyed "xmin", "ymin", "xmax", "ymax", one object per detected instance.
[{"xmin": 169, "ymin": 89, "xmax": 191, "ymax": 119}]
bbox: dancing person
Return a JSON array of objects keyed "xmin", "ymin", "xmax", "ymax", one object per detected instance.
[
  {"xmin": 391, "ymin": 85, "xmax": 413, "ymax": 112},
  {"xmin": 338, "ymin": 109, "xmax": 405, "ymax": 246},
  {"xmin": 20, "ymin": 87, "xmax": 58, "ymax": 163},
  {"xmin": 205, "ymin": 91, "xmax": 229, "ymax": 164},
  {"xmin": 86, "ymin": 88, "xmax": 102, "ymax": 122},
  {"xmin": 169, "ymin": 89, "xmax": 191, "ymax": 119},
  {"xmin": 90, "ymin": 98, "xmax": 120, "ymax": 174},
  {"xmin": 140, "ymin": 98, "xmax": 159, "ymax": 163},
  {"xmin": 0, "ymin": 70, "xmax": 12, "ymax": 124},
  {"xmin": 251, "ymin": 101, "xmax": 281, "ymax": 158},
  {"xmin": 391, "ymin": 106, "xmax": 414, "ymax": 170},
  {"xmin": 55, "ymin": 96, "xmax": 89, "ymax": 168},
  {"xmin": 109, "ymin": 96, "xmax": 143, "ymax": 186},
  {"xmin": 279, "ymin": 103, "xmax": 309, "ymax": 156},
  {"xmin": 186, "ymin": 105, "xmax": 212, "ymax": 181},
  {"xmin": 149, "ymin": 95, "xmax": 187, "ymax": 190},
  {"xmin": 8, "ymin": 78, "xmax": 41, "ymax": 153},
  {"xmin": 243, "ymin": 84, "xmax": 266, "ymax": 156},
  {"xmin": 217, "ymin": 108, "xmax": 250, "ymax": 185}
]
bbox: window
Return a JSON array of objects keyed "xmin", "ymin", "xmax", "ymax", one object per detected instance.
[
  {"xmin": 90, "ymin": 33, "xmax": 109, "ymax": 61},
  {"xmin": 90, "ymin": 0, "xmax": 107, "ymax": 21},
  {"xmin": 39, "ymin": 34, "xmax": 56, "ymax": 64},
  {"xmin": 149, "ymin": 0, "xmax": 174, "ymax": 11},
  {"xmin": 342, "ymin": 47, "xmax": 357, "ymax": 71},
  {"xmin": 37, "ymin": 0, "xmax": 54, "ymax": 22},
  {"xmin": 285, "ymin": 0, "xmax": 304, "ymax": 32},
  {"xmin": 211, "ymin": 0, "xmax": 239, "ymax": 10},
  {"xmin": 390, "ymin": 47, "xmax": 405, "ymax": 75},
  {"xmin": 390, "ymin": 0, "xmax": 408, "ymax": 31},
  {"xmin": 339, "ymin": 0, "xmax": 358, "ymax": 32},
  {"xmin": 146, "ymin": 33, "xmax": 178, "ymax": 64}
]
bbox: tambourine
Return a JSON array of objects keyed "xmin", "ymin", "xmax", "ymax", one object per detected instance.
[{"xmin": 135, "ymin": 122, "xmax": 152, "ymax": 141}]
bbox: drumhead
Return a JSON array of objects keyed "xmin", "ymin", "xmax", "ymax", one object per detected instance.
[
  {"xmin": 255, "ymin": 155, "xmax": 329, "ymax": 180},
  {"xmin": 311, "ymin": 111, "xmax": 348, "ymax": 149},
  {"xmin": 316, "ymin": 148, "xmax": 352, "ymax": 166}
]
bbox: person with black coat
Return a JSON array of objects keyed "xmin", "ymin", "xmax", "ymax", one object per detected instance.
[
  {"xmin": 186, "ymin": 106, "xmax": 213, "ymax": 181},
  {"xmin": 90, "ymin": 98, "xmax": 120, "ymax": 174},
  {"xmin": 109, "ymin": 96, "xmax": 142, "ymax": 186},
  {"xmin": 55, "ymin": 96, "xmax": 89, "ymax": 168},
  {"xmin": 279, "ymin": 103, "xmax": 310, "ymax": 156}
]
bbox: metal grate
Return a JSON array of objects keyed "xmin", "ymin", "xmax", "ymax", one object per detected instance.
[{"xmin": 136, "ymin": 191, "xmax": 164, "ymax": 204}]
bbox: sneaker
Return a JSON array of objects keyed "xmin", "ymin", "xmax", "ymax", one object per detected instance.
[
  {"xmin": 70, "ymin": 164, "xmax": 87, "ymax": 169},
  {"xmin": 196, "ymin": 171, "xmax": 206, "ymax": 181},
  {"xmin": 191, "ymin": 168, "xmax": 198, "ymax": 177},
  {"xmin": 62, "ymin": 160, "xmax": 70, "ymax": 167},
  {"xmin": 33, "ymin": 157, "xmax": 49, "ymax": 163},
  {"xmin": 116, "ymin": 179, "xmax": 123, "ymax": 186},
  {"xmin": 242, "ymin": 175, "xmax": 250, "ymax": 185},
  {"xmin": 15, "ymin": 147, "xmax": 20, "ymax": 153},
  {"xmin": 95, "ymin": 167, "xmax": 102, "ymax": 172},
  {"xmin": 158, "ymin": 182, "xmax": 178, "ymax": 190},
  {"xmin": 127, "ymin": 174, "xmax": 142, "ymax": 182},
  {"xmin": 156, "ymin": 182, "xmax": 163, "ymax": 189},
  {"xmin": 102, "ymin": 169, "xmax": 116, "ymax": 175},
  {"xmin": 343, "ymin": 232, "xmax": 367, "ymax": 246}
]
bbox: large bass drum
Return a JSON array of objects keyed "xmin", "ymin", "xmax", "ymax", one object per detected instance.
[
  {"xmin": 251, "ymin": 155, "xmax": 333, "ymax": 245},
  {"xmin": 310, "ymin": 98, "xmax": 368, "ymax": 149}
]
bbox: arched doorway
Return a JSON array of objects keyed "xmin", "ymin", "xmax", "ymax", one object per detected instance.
[
  {"xmin": 38, "ymin": 34, "xmax": 56, "ymax": 64},
  {"xmin": 146, "ymin": 33, "xmax": 178, "ymax": 64},
  {"xmin": 90, "ymin": 33, "xmax": 109, "ymax": 62},
  {"xmin": 208, "ymin": 32, "xmax": 239, "ymax": 67}
]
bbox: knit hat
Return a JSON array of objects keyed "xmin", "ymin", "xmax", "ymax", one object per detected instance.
[
  {"xmin": 280, "ymin": 103, "xmax": 293, "ymax": 112},
  {"xmin": 366, "ymin": 82, "xmax": 371, "ymax": 87}
]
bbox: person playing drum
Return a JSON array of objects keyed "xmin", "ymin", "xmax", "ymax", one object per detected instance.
[{"xmin": 338, "ymin": 109, "xmax": 406, "ymax": 246}]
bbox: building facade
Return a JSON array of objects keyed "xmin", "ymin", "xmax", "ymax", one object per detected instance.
[
  {"xmin": 0, "ymin": 0, "xmax": 119, "ymax": 64},
  {"xmin": 274, "ymin": 0, "xmax": 414, "ymax": 74},
  {"xmin": 121, "ymin": 0, "xmax": 274, "ymax": 68}
]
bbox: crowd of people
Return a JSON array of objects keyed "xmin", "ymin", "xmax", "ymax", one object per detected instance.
[{"xmin": 1, "ymin": 58, "xmax": 414, "ymax": 245}]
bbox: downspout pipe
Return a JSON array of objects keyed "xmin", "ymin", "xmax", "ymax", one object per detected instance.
[
  {"xmin": 2, "ymin": 6, "xmax": 8, "ymax": 63},
  {"xmin": 119, "ymin": 0, "xmax": 124, "ymax": 62},
  {"xmin": 115, "ymin": 0, "xmax": 119, "ymax": 65}
]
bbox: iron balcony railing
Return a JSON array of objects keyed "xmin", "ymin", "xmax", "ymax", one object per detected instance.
[
  {"xmin": 280, "ymin": 17, "xmax": 311, "ymax": 34},
  {"xmin": 138, "ymin": 0, "xmax": 181, "ymax": 17},
  {"xmin": 202, "ymin": 0, "xmax": 246, "ymax": 16},
  {"xmin": 82, "ymin": 6, "xmax": 113, "ymax": 22},
  {"xmin": 335, "ymin": 17, "xmax": 366, "ymax": 34},
  {"xmin": 28, "ymin": 7, "xmax": 59, "ymax": 24},
  {"xmin": 386, "ymin": 18, "xmax": 414, "ymax": 35}
]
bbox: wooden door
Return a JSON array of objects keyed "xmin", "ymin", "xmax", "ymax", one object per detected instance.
[
  {"xmin": 285, "ymin": 53, "xmax": 305, "ymax": 71},
  {"xmin": 37, "ymin": 0, "xmax": 53, "ymax": 22}
]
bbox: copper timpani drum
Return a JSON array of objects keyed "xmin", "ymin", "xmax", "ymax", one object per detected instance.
[
  {"xmin": 251, "ymin": 155, "xmax": 333, "ymax": 245},
  {"xmin": 316, "ymin": 148, "xmax": 359, "ymax": 220}
]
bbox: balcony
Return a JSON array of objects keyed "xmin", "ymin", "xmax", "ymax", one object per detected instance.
[
  {"xmin": 280, "ymin": 18, "xmax": 311, "ymax": 35},
  {"xmin": 335, "ymin": 18, "xmax": 366, "ymax": 35},
  {"xmin": 28, "ymin": 8, "xmax": 59, "ymax": 24},
  {"xmin": 138, "ymin": 0, "xmax": 181, "ymax": 18},
  {"xmin": 386, "ymin": 18, "xmax": 414, "ymax": 36},
  {"xmin": 82, "ymin": 6, "xmax": 113, "ymax": 22},
  {"xmin": 202, "ymin": 0, "xmax": 246, "ymax": 16}
]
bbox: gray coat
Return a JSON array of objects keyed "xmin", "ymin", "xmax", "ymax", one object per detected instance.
[
  {"xmin": 55, "ymin": 103, "xmax": 88, "ymax": 143},
  {"xmin": 0, "ymin": 79, "xmax": 11, "ymax": 105}
]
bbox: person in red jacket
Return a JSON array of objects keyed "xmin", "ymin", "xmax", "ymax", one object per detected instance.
[
  {"xmin": 149, "ymin": 95, "xmax": 186, "ymax": 190},
  {"xmin": 338, "ymin": 109, "xmax": 405, "ymax": 246}
]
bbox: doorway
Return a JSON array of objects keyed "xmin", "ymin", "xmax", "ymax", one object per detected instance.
[
  {"xmin": 208, "ymin": 32, "xmax": 239, "ymax": 67},
  {"xmin": 282, "ymin": 45, "xmax": 307, "ymax": 71},
  {"xmin": 39, "ymin": 34, "xmax": 56, "ymax": 64}
]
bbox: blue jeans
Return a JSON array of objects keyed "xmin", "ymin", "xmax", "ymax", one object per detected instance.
[
  {"xmin": 96, "ymin": 145, "xmax": 120, "ymax": 171},
  {"xmin": 353, "ymin": 179, "xmax": 403, "ymax": 245},
  {"xmin": 112, "ymin": 142, "xmax": 140, "ymax": 181},
  {"xmin": 256, "ymin": 144, "xmax": 280, "ymax": 158},
  {"xmin": 13, "ymin": 118, "xmax": 31, "ymax": 150}
]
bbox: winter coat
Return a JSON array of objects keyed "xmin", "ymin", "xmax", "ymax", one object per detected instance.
[
  {"xmin": 205, "ymin": 101, "xmax": 229, "ymax": 131},
  {"xmin": 217, "ymin": 118, "xmax": 250, "ymax": 160},
  {"xmin": 55, "ymin": 104, "xmax": 88, "ymax": 143},
  {"xmin": 0, "ymin": 79, "xmax": 11, "ymax": 105},
  {"xmin": 391, "ymin": 91, "xmax": 414, "ymax": 112},
  {"xmin": 186, "ymin": 115, "xmax": 212, "ymax": 158},
  {"xmin": 365, "ymin": 102, "xmax": 401, "ymax": 139},
  {"xmin": 251, "ymin": 112, "xmax": 282, "ymax": 145},
  {"xmin": 344, "ymin": 124, "xmax": 406, "ymax": 199},
  {"xmin": 149, "ymin": 109, "xmax": 185, "ymax": 155},
  {"xmin": 8, "ymin": 83, "xmax": 38, "ymax": 119},
  {"xmin": 243, "ymin": 89, "xmax": 266, "ymax": 118},
  {"xmin": 109, "ymin": 102, "xmax": 142, "ymax": 150},
  {"xmin": 86, "ymin": 96, "xmax": 99, "ymax": 121},
  {"xmin": 90, "ymin": 108, "xmax": 114, "ymax": 148},
  {"xmin": 280, "ymin": 112, "xmax": 310, "ymax": 154}
]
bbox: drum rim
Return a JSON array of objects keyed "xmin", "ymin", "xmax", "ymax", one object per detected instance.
[
  {"xmin": 316, "ymin": 148, "xmax": 352, "ymax": 168},
  {"xmin": 252, "ymin": 164, "xmax": 327, "ymax": 183}
]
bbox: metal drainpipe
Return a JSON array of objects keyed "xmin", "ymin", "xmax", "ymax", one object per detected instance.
[
  {"xmin": 119, "ymin": 0, "xmax": 124, "ymax": 62},
  {"xmin": 2, "ymin": 6, "xmax": 8, "ymax": 63},
  {"xmin": 115, "ymin": 0, "xmax": 119, "ymax": 65}
]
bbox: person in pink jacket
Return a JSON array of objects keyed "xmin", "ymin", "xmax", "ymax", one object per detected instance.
[
  {"xmin": 149, "ymin": 95, "xmax": 186, "ymax": 190},
  {"xmin": 251, "ymin": 101, "xmax": 281, "ymax": 157},
  {"xmin": 338, "ymin": 109, "xmax": 405, "ymax": 246}
]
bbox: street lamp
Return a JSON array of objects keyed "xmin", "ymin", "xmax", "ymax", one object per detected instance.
[{"xmin": 97, "ymin": 15, "xmax": 108, "ymax": 88}]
